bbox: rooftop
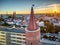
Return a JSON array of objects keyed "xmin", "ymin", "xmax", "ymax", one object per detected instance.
[{"xmin": 0, "ymin": 28, "xmax": 25, "ymax": 33}]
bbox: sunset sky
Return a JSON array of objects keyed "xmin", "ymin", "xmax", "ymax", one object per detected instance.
[{"xmin": 0, "ymin": 0, "xmax": 60, "ymax": 14}]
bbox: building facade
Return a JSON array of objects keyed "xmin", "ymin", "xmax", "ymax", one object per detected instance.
[{"xmin": 0, "ymin": 28, "xmax": 26, "ymax": 45}]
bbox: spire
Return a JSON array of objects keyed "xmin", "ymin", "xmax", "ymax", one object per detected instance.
[
  {"xmin": 11, "ymin": 12, "xmax": 16, "ymax": 21},
  {"xmin": 28, "ymin": 4, "xmax": 37, "ymax": 30},
  {"xmin": 13, "ymin": 12, "xmax": 16, "ymax": 19}
]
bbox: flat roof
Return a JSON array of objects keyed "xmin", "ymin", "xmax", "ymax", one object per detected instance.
[{"xmin": 0, "ymin": 28, "xmax": 25, "ymax": 33}]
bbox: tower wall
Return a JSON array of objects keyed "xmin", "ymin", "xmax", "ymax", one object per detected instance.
[{"xmin": 26, "ymin": 29, "xmax": 40, "ymax": 45}]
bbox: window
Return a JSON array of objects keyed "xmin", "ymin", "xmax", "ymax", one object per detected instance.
[
  {"xmin": 22, "ymin": 38, "xmax": 25, "ymax": 40},
  {"xmin": 17, "ymin": 38, "xmax": 22, "ymax": 39},
  {"xmin": 17, "ymin": 41, "xmax": 22, "ymax": 43}
]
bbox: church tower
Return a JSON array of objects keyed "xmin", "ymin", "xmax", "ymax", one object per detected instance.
[
  {"xmin": 25, "ymin": 5, "xmax": 40, "ymax": 45},
  {"xmin": 12, "ymin": 12, "xmax": 16, "ymax": 21}
]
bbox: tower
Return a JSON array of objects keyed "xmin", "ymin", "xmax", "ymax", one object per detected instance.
[
  {"xmin": 12, "ymin": 12, "xmax": 16, "ymax": 20},
  {"xmin": 25, "ymin": 5, "xmax": 40, "ymax": 45}
]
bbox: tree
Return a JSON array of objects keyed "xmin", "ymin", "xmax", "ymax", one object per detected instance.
[
  {"xmin": 44, "ymin": 21, "xmax": 54, "ymax": 33},
  {"xmin": 2, "ymin": 22, "xmax": 10, "ymax": 26},
  {"xmin": 54, "ymin": 26, "xmax": 60, "ymax": 32},
  {"xmin": 22, "ymin": 25, "xmax": 26, "ymax": 29},
  {"xmin": 0, "ymin": 18, "xmax": 4, "ymax": 21},
  {"xmin": 7, "ymin": 15, "xmax": 12, "ymax": 18},
  {"xmin": 40, "ymin": 26, "xmax": 47, "ymax": 33},
  {"xmin": 43, "ymin": 35, "xmax": 48, "ymax": 39}
]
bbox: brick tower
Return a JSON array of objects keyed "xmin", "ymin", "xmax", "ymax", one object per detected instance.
[{"xmin": 25, "ymin": 5, "xmax": 40, "ymax": 45}]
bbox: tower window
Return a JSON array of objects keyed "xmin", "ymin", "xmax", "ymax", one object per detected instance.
[{"xmin": 31, "ymin": 43, "xmax": 32, "ymax": 45}]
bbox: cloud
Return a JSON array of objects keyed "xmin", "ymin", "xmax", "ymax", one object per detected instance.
[{"xmin": 48, "ymin": 3, "xmax": 60, "ymax": 7}]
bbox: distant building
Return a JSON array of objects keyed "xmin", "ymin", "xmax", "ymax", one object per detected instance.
[{"xmin": 38, "ymin": 21, "xmax": 45, "ymax": 27}]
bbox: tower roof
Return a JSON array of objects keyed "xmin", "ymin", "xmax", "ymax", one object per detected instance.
[{"xmin": 28, "ymin": 5, "xmax": 38, "ymax": 31}]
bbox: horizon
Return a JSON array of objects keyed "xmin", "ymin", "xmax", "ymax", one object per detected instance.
[{"xmin": 0, "ymin": 0, "xmax": 60, "ymax": 14}]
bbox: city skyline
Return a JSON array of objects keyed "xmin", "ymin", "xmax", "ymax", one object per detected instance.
[
  {"xmin": 0, "ymin": 1, "xmax": 60, "ymax": 45},
  {"xmin": 0, "ymin": 0, "xmax": 60, "ymax": 14}
]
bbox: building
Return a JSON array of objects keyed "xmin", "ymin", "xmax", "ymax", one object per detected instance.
[
  {"xmin": 25, "ymin": 5, "xmax": 40, "ymax": 45},
  {"xmin": 6, "ymin": 13, "xmax": 27, "ymax": 26},
  {"xmin": 0, "ymin": 31, "xmax": 6, "ymax": 45},
  {"xmin": 0, "ymin": 28, "xmax": 25, "ymax": 45}
]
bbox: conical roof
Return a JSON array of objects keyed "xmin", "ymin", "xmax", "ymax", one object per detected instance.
[{"xmin": 28, "ymin": 5, "xmax": 37, "ymax": 30}]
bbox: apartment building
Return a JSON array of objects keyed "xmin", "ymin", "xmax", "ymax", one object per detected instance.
[{"xmin": 0, "ymin": 28, "xmax": 26, "ymax": 45}]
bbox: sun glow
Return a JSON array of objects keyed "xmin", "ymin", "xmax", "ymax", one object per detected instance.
[
  {"xmin": 53, "ymin": 4, "xmax": 58, "ymax": 13},
  {"xmin": 0, "ymin": 4, "xmax": 60, "ymax": 14}
]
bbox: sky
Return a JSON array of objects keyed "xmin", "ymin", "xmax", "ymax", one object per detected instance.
[{"xmin": 0, "ymin": 0, "xmax": 60, "ymax": 14}]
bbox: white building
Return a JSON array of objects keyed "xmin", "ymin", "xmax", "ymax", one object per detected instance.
[
  {"xmin": 37, "ymin": 21, "xmax": 45, "ymax": 27},
  {"xmin": 0, "ymin": 28, "xmax": 26, "ymax": 45}
]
